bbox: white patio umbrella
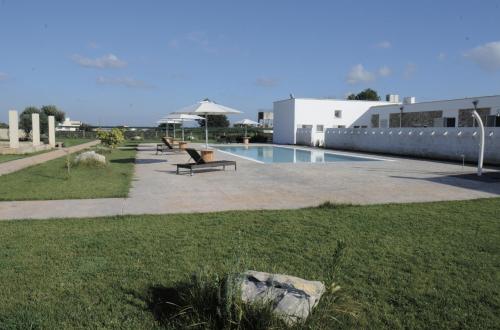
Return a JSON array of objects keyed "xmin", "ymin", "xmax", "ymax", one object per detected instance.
[
  {"xmin": 234, "ymin": 118, "xmax": 259, "ymax": 137},
  {"xmin": 163, "ymin": 113, "xmax": 206, "ymax": 141},
  {"xmin": 173, "ymin": 99, "xmax": 242, "ymax": 149},
  {"xmin": 156, "ymin": 118, "xmax": 181, "ymax": 139}
]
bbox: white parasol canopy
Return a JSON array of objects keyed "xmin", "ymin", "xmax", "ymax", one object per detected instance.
[
  {"xmin": 163, "ymin": 114, "xmax": 205, "ymax": 141},
  {"xmin": 234, "ymin": 119, "xmax": 259, "ymax": 137},
  {"xmin": 156, "ymin": 118, "xmax": 181, "ymax": 138},
  {"xmin": 173, "ymin": 99, "xmax": 242, "ymax": 148}
]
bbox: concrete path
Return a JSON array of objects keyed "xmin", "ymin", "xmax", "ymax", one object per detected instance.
[
  {"xmin": 0, "ymin": 143, "xmax": 499, "ymax": 220},
  {"xmin": 0, "ymin": 140, "xmax": 100, "ymax": 176}
]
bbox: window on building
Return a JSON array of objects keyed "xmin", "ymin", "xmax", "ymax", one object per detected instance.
[
  {"xmin": 337, "ymin": 125, "xmax": 346, "ymax": 128},
  {"xmin": 444, "ymin": 117, "xmax": 456, "ymax": 127},
  {"xmin": 316, "ymin": 125, "xmax": 324, "ymax": 132},
  {"xmin": 486, "ymin": 115, "xmax": 500, "ymax": 127},
  {"xmin": 334, "ymin": 110, "xmax": 342, "ymax": 118},
  {"xmin": 300, "ymin": 124, "xmax": 313, "ymax": 129}
]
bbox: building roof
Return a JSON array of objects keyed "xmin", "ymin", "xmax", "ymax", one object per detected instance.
[
  {"xmin": 370, "ymin": 94, "xmax": 500, "ymax": 109},
  {"xmin": 273, "ymin": 97, "xmax": 394, "ymax": 104}
]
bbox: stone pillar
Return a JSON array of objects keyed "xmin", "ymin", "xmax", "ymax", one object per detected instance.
[
  {"xmin": 8, "ymin": 110, "xmax": 19, "ymax": 149},
  {"xmin": 48, "ymin": 116, "xmax": 55, "ymax": 147},
  {"xmin": 32, "ymin": 113, "xmax": 40, "ymax": 146}
]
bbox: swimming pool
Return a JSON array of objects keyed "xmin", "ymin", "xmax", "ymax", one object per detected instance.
[{"xmin": 215, "ymin": 145, "xmax": 382, "ymax": 164}]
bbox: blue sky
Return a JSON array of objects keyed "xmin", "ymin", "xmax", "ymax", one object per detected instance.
[{"xmin": 1, "ymin": 0, "xmax": 500, "ymax": 126}]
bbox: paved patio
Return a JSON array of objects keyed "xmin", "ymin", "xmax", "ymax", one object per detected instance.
[{"xmin": 0, "ymin": 143, "xmax": 499, "ymax": 220}]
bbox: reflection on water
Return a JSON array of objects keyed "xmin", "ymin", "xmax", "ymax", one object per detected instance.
[{"xmin": 216, "ymin": 146, "xmax": 375, "ymax": 164}]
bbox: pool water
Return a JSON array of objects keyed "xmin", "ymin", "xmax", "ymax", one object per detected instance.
[{"xmin": 215, "ymin": 145, "xmax": 379, "ymax": 164}]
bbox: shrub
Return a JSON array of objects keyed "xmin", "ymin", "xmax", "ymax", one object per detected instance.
[
  {"xmin": 96, "ymin": 128, "xmax": 125, "ymax": 148},
  {"xmin": 73, "ymin": 157, "xmax": 107, "ymax": 168},
  {"xmin": 94, "ymin": 145, "xmax": 112, "ymax": 155}
]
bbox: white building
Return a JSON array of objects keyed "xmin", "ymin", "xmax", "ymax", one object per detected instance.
[
  {"xmin": 273, "ymin": 97, "xmax": 394, "ymax": 145},
  {"xmin": 353, "ymin": 95, "xmax": 500, "ymax": 128},
  {"xmin": 56, "ymin": 117, "xmax": 82, "ymax": 131}
]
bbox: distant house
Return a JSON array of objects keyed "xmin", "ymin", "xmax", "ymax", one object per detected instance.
[
  {"xmin": 56, "ymin": 117, "xmax": 82, "ymax": 131},
  {"xmin": 258, "ymin": 111, "xmax": 273, "ymax": 128}
]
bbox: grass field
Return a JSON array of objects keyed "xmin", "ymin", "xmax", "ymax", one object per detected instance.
[
  {"xmin": 57, "ymin": 138, "xmax": 96, "ymax": 147},
  {"xmin": 0, "ymin": 198, "xmax": 498, "ymax": 329},
  {"xmin": 0, "ymin": 144, "xmax": 136, "ymax": 201}
]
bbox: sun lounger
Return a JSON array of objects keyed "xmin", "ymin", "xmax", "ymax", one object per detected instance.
[
  {"xmin": 176, "ymin": 148, "xmax": 236, "ymax": 175},
  {"xmin": 156, "ymin": 137, "xmax": 181, "ymax": 154}
]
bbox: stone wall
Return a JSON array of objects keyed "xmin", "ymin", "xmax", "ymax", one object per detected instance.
[
  {"xmin": 324, "ymin": 127, "xmax": 500, "ymax": 165},
  {"xmin": 389, "ymin": 110, "xmax": 443, "ymax": 128},
  {"xmin": 0, "ymin": 128, "xmax": 26, "ymax": 140},
  {"xmin": 458, "ymin": 108, "xmax": 490, "ymax": 127}
]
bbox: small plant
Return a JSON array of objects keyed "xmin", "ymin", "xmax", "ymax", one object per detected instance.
[
  {"xmin": 64, "ymin": 151, "xmax": 71, "ymax": 179},
  {"xmin": 96, "ymin": 128, "xmax": 125, "ymax": 148},
  {"xmin": 148, "ymin": 269, "xmax": 287, "ymax": 329}
]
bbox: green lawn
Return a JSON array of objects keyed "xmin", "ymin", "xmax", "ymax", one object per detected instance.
[
  {"xmin": 0, "ymin": 146, "xmax": 136, "ymax": 201},
  {"xmin": 57, "ymin": 138, "xmax": 96, "ymax": 147},
  {"xmin": 0, "ymin": 199, "xmax": 498, "ymax": 329}
]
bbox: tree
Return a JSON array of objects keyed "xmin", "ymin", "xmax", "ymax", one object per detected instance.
[
  {"xmin": 19, "ymin": 106, "xmax": 41, "ymax": 135},
  {"xmin": 40, "ymin": 105, "xmax": 65, "ymax": 133},
  {"xmin": 0, "ymin": 122, "xmax": 8, "ymax": 128},
  {"xmin": 197, "ymin": 115, "xmax": 229, "ymax": 128},
  {"xmin": 346, "ymin": 88, "xmax": 381, "ymax": 101},
  {"xmin": 19, "ymin": 105, "xmax": 66, "ymax": 135}
]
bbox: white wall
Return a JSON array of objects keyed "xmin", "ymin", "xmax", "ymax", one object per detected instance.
[
  {"xmin": 272, "ymin": 99, "xmax": 296, "ymax": 144},
  {"xmin": 354, "ymin": 95, "xmax": 500, "ymax": 127},
  {"xmin": 325, "ymin": 127, "xmax": 500, "ymax": 165},
  {"xmin": 296, "ymin": 128, "xmax": 313, "ymax": 146},
  {"xmin": 273, "ymin": 98, "xmax": 393, "ymax": 145}
]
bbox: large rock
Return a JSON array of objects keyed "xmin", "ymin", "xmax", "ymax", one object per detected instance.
[
  {"xmin": 74, "ymin": 151, "xmax": 106, "ymax": 165},
  {"xmin": 238, "ymin": 270, "xmax": 325, "ymax": 325}
]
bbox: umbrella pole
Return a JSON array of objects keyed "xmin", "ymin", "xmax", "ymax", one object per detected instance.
[
  {"xmin": 245, "ymin": 125, "xmax": 247, "ymax": 137},
  {"xmin": 205, "ymin": 115, "xmax": 208, "ymax": 149},
  {"xmin": 182, "ymin": 122, "xmax": 185, "ymax": 141},
  {"xmin": 173, "ymin": 123, "xmax": 176, "ymax": 139}
]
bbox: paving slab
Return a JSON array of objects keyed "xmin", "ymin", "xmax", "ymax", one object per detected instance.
[{"xmin": 0, "ymin": 143, "xmax": 499, "ymax": 221}]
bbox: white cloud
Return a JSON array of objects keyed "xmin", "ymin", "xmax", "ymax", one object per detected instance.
[
  {"xmin": 96, "ymin": 76, "xmax": 152, "ymax": 88},
  {"xmin": 72, "ymin": 54, "xmax": 127, "ymax": 69},
  {"xmin": 464, "ymin": 41, "xmax": 500, "ymax": 71},
  {"xmin": 0, "ymin": 72, "xmax": 8, "ymax": 81},
  {"xmin": 255, "ymin": 77, "xmax": 279, "ymax": 87},
  {"xmin": 403, "ymin": 62, "xmax": 417, "ymax": 79},
  {"xmin": 437, "ymin": 52, "xmax": 446, "ymax": 61},
  {"xmin": 346, "ymin": 64, "xmax": 375, "ymax": 84},
  {"xmin": 375, "ymin": 41, "xmax": 392, "ymax": 49},
  {"xmin": 378, "ymin": 65, "xmax": 392, "ymax": 77}
]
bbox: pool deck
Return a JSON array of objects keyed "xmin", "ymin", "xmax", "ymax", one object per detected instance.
[{"xmin": 0, "ymin": 143, "xmax": 499, "ymax": 220}]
